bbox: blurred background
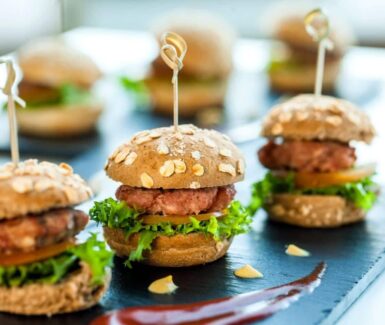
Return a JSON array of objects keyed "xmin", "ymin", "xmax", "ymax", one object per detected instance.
[{"xmin": 0, "ymin": 0, "xmax": 385, "ymax": 55}]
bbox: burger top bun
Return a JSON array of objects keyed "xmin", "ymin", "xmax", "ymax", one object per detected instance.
[
  {"xmin": 152, "ymin": 10, "xmax": 235, "ymax": 79},
  {"xmin": 273, "ymin": 14, "xmax": 353, "ymax": 57},
  {"xmin": 261, "ymin": 94, "xmax": 375, "ymax": 144},
  {"xmin": 106, "ymin": 124, "xmax": 245, "ymax": 189},
  {"xmin": 18, "ymin": 38, "xmax": 101, "ymax": 88},
  {"xmin": 0, "ymin": 160, "xmax": 92, "ymax": 220}
]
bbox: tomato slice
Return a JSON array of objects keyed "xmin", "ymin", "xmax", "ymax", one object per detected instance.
[
  {"xmin": 0, "ymin": 240, "xmax": 75, "ymax": 267},
  {"xmin": 141, "ymin": 211, "xmax": 225, "ymax": 225},
  {"xmin": 274, "ymin": 164, "xmax": 376, "ymax": 189}
]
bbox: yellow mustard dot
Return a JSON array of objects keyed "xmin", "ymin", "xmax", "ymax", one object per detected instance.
[
  {"xmin": 148, "ymin": 275, "xmax": 178, "ymax": 294},
  {"xmin": 234, "ymin": 264, "xmax": 263, "ymax": 279},
  {"xmin": 285, "ymin": 244, "xmax": 311, "ymax": 257}
]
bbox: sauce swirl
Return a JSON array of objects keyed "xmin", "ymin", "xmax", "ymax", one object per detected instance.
[{"xmin": 92, "ymin": 262, "xmax": 326, "ymax": 325}]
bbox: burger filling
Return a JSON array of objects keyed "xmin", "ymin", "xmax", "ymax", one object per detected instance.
[
  {"xmin": 0, "ymin": 208, "xmax": 112, "ymax": 288},
  {"xmin": 90, "ymin": 186, "xmax": 252, "ymax": 267},
  {"xmin": 248, "ymin": 139, "xmax": 378, "ymax": 215},
  {"xmin": 258, "ymin": 140, "xmax": 356, "ymax": 172},
  {"xmin": 18, "ymin": 80, "xmax": 94, "ymax": 108}
]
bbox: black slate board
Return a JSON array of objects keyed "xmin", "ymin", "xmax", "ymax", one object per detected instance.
[{"xmin": 1, "ymin": 136, "xmax": 384, "ymax": 325}]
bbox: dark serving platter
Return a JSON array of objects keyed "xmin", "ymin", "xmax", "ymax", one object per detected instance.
[{"xmin": 1, "ymin": 29, "xmax": 385, "ymax": 324}]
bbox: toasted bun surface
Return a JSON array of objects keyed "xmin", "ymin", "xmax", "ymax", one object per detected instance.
[
  {"xmin": 106, "ymin": 124, "xmax": 245, "ymax": 189},
  {"xmin": 146, "ymin": 77, "xmax": 227, "ymax": 116},
  {"xmin": 266, "ymin": 194, "xmax": 365, "ymax": 228},
  {"xmin": 18, "ymin": 38, "xmax": 101, "ymax": 88},
  {"xmin": 261, "ymin": 94, "xmax": 375, "ymax": 143},
  {"xmin": 269, "ymin": 60, "xmax": 340, "ymax": 93},
  {"xmin": 104, "ymin": 227, "xmax": 231, "ymax": 267},
  {"xmin": 17, "ymin": 101, "xmax": 103, "ymax": 137},
  {"xmin": 152, "ymin": 10, "xmax": 234, "ymax": 79},
  {"xmin": 0, "ymin": 160, "xmax": 92, "ymax": 219},
  {"xmin": 274, "ymin": 15, "xmax": 352, "ymax": 57},
  {"xmin": 0, "ymin": 263, "xmax": 110, "ymax": 316}
]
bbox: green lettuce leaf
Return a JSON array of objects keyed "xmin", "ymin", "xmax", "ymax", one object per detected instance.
[
  {"xmin": 23, "ymin": 83, "xmax": 93, "ymax": 109},
  {"xmin": 90, "ymin": 199, "xmax": 252, "ymax": 267},
  {"xmin": 0, "ymin": 234, "xmax": 113, "ymax": 288},
  {"xmin": 248, "ymin": 172, "xmax": 378, "ymax": 215}
]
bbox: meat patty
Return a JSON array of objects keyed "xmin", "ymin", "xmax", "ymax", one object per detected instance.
[
  {"xmin": 18, "ymin": 80, "xmax": 61, "ymax": 105},
  {"xmin": 258, "ymin": 140, "xmax": 356, "ymax": 172},
  {"xmin": 0, "ymin": 208, "xmax": 88, "ymax": 255},
  {"xmin": 116, "ymin": 185, "xmax": 236, "ymax": 216}
]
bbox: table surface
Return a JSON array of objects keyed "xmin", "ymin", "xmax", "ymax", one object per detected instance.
[{"xmin": 1, "ymin": 28, "xmax": 385, "ymax": 325}]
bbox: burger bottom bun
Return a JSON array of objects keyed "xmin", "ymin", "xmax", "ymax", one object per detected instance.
[
  {"xmin": 0, "ymin": 262, "xmax": 110, "ymax": 316},
  {"xmin": 104, "ymin": 227, "xmax": 232, "ymax": 267},
  {"xmin": 145, "ymin": 77, "xmax": 227, "ymax": 117},
  {"xmin": 269, "ymin": 60, "xmax": 340, "ymax": 93},
  {"xmin": 16, "ymin": 101, "xmax": 103, "ymax": 138},
  {"xmin": 266, "ymin": 194, "xmax": 365, "ymax": 228}
]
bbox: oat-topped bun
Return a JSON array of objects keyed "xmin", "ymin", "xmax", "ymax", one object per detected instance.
[
  {"xmin": 106, "ymin": 124, "xmax": 245, "ymax": 189},
  {"xmin": 261, "ymin": 94, "xmax": 375, "ymax": 143},
  {"xmin": 0, "ymin": 159, "xmax": 92, "ymax": 219},
  {"xmin": 266, "ymin": 194, "xmax": 365, "ymax": 228},
  {"xmin": 104, "ymin": 228, "xmax": 231, "ymax": 267},
  {"xmin": 0, "ymin": 263, "xmax": 110, "ymax": 316},
  {"xmin": 18, "ymin": 37, "xmax": 101, "ymax": 88},
  {"xmin": 152, "ymin": 10, "xmax": 235, "ymax": 79}
]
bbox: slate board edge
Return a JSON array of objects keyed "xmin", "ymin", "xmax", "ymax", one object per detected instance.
[{"xmin": 320, "ymin": 252, "xmax": 385, "ymax": 325}]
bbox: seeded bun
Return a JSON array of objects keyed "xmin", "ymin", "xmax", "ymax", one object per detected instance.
[
  {"xmin": 0, "ymin": 262, "xmax": 110, "ymax": 316},
  {"xmin": 145, "ymin": 78, "xmax": 227, "ymax": 117},
  {"xmin": 18, "ymin": 37, "xmax": 101, "ymax": 88},
  {"xmin": 0, "ymin": 160, "xmax": 92, "ymax": 219},
  {"xmin": 269, "ymin": 60, "xmax": 340, "ymax": 93},
  {"xmin": 16, "ymin": 101, "xmax": 102, "ymax": 137},
  {"xmin": 106, "ymin": 124, "xmax": 245, "ymax": 189},
  {"xmin": 152, "ymin": 10, "xmax": 234, "ymax": 79},
  {"xmin": 265, "ymin": 194, "xmax": 365, "ymax": 228},
  {"xmin": 273, "ymin": 15, "xmax": 353, "ymax": 57},
  {"xmin": 261, "ymin": 94, "xmax": 375, "ymax": 143},
  {"xmin": 104, "ymin": 227, "xmax": 231, "ymax": 267}
]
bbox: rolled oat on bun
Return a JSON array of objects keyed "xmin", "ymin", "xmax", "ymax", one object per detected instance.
[
  {"xmin": 91, "ymin": 124, "xmax": 251, "ymax": 267},
  {"xmin": 17, "ymin": 38, "xmax": 103, "ymax": 138},
  {"xmin": 250, "ymin": 94, "xmax": 378, "ymax": 228},
  {"xmin": 0, "ymin": 159, "xmax": 112, "ymax": 315}
]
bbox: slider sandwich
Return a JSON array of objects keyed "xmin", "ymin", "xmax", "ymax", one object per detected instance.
[
  {"xmin": 0, "ymin": 160, "xmax": 112, "ymax": 315},
  {"xmin": 268, "ymin": 14, "xmax": 352, "ymax": 93},
  {"xmin": 17, "ymin": 38, "xmax": 103, "ymax": 137},
  {"xmin": 146, "ymin": 11, "xmax": 235, "ymax": 117},
  {"xmin": 90, "ymin": 124, "xmax": 251, "ymax": 267},
  {"xmin": 250, "ymin": 94, "xmax": 377, "ymax": 228}
]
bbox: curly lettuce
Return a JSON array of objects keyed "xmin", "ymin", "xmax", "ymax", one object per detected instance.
[
  {"xmin": 248, "ymin": 172, "xmax": 378, "ymax": 216},
  {"xmin": 0, "ymin": 234, "xmax": 113, "ymax": 288},
  {"xmin": 90, "ymin": 198, "xmax": 252, "ymax": 267},
  {"xmin": 24, "ymin": 83, "xmax": 94, "ymax": 108}
]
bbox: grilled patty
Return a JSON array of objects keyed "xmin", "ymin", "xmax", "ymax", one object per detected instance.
[
  {"xmin": 0, "ymin": 208, "xmax": 88, "ymax": 254},
  {"xmin": 116, "ymin": 185, "xmax": 236, "ymax": 216},
  {"xmin": 258, "ymin": 140, "xmax": 356, "ymax": 173}
]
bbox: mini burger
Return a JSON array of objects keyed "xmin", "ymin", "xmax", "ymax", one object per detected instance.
[
  {"xmin": 0, "ymin": 159, "xmax": 112, "ymax": 315},
  {"xmin": 145, "ymin": 10, "xmax": 235, "ymax": 117},
  {"xmin": 268, "ymin": 14, "xmax": 352, "ymax": 93},
  {"xmin": 250, "ymin": 94, "xmax": 377, "ymax": 228},
  {"xmin": 90, "ymin": 124, "xmax": 250, "ymax": 267},
  {"xmin": 17, "ymin": 38, "xmax": 103, "ymax": 137}
]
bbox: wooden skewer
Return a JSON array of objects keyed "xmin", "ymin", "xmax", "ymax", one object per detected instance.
[
  {"xmin": 0, "ymin": 60, "xmax": 25, "ymax": 164},
  {"xmin": 160, "ymin": 32, "xmax": 187, "ymax": 132}
]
